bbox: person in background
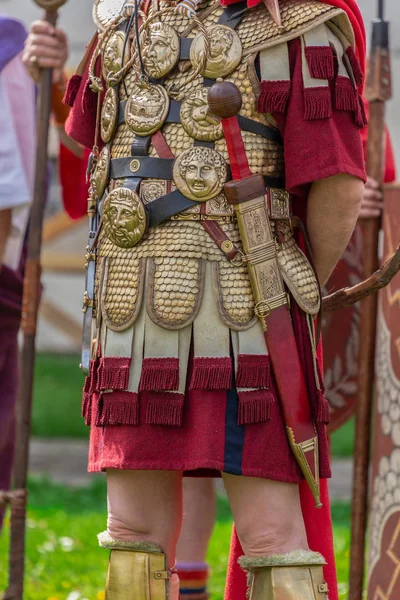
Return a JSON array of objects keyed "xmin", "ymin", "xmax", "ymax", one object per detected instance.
[
  {"xmin": 0, "ymin": 15, "xmax": 36, "ymax": 531},
  {"xmin": 0, "ymin": 15, "xmax": 68, "ymax": 532}
]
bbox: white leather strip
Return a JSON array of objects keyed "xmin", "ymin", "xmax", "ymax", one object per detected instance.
[
  {"xmin": 193, "ymin": 261, "xmax": 230, "ymax": 359},
  {"xmin": 259, "ymin": 42, "xmax": 290, "ymax": 83},
  {"xmin": 128, "ymin": 303, "xmax": 145, "ymax": 393}
]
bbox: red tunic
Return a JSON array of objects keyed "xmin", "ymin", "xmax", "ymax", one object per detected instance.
[{"xmin": 66, "ymin": 33, "xmax": 365, "ymax": 482}]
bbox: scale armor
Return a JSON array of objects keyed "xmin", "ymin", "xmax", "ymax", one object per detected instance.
[{"xmin": 79, "ymin": 0, "xmax": 363, "ymax": 428}]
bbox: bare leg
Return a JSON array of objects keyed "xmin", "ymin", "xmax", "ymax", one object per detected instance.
[
  {"xmin": 176, "ymin": 478, "xmax": 216, "ymax": 598},
  {"xmin": 177, "ymin": 478, "xmax": 216, "ymax": 562},
  {"xmin": 222, "ymin": 474, "xmax": 308, "ymax": 557},
  {"xmin": 107, "ymin": 469, "xmax": 183, "ymax": 568}
]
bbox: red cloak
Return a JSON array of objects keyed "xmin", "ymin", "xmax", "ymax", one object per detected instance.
[{"xmin": 223, "ymin": 3, "xmax": 366, "ymax": 600}]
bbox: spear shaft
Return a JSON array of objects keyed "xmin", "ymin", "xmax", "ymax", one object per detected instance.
[
  {"xmin": 348, "ymin": 2, "xmax": 392, "ymax": 598},
  {"xmin": 3, "ymin": 2, "xmax": 67, "ymax": 598}
]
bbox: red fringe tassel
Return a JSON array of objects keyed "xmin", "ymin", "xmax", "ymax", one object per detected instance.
[
  {"xmin": 305, "ymin": 46, "xmax": 334, "ymax": 80},
  {"xmin": 139, "ymin": 358, "xmax": 180, "ymax": 392},
  {"xmin": 99, "ymin": 356, "xmax": 131, "ymax": 391},
  {"xmin": 334, "ymin": 76, "xmax": 357, "ymax": 111},
  {"xmin": 82, "ymin": 375, "xmax": 93, "ymax": 426},
  {"xmin": 258, "ymin": 80, "xmax": 291, "ymax": 114},
  {"xmin": 63, "ymin": 74, "xmax": 82, "ymax": 107},
  {"xmin": 98, "ymin": 391, "xmax": 139, "ymax": 426},
  {"xmin": 355, "ymin": 93, "xmax": 368, "ymax": 129},
  {"xmin": 317, "ymin": 390, "xmax": 332, "ymax": 424},
  {"xmin": 82, "ymin": 79, "xmax": 98, "ymax": 115},
  {"xmin": 238, "ymin": 389, "xmax": 275, "ymax": 425},
  {"xmin": 190, "ymin": 357, "xmax": 232, "ymax": 391},
  {"xmin": 146, "ymin": 392, "xmax": 184, "ymax": 426},
  {"xmin": 236, "ymin": 355, "xmax": 271, "ymax": 389},
  {"xmin": 345, "ymin": 46, "xmax": 364, "ymax": 88},
  {"xmin": 304, "ymin": 87, "xmax": 332, "ymax": 120}
]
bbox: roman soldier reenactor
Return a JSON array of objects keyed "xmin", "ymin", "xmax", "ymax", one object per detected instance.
[{"xmin": 24, "ymin": 0, "xmax": 367, "ymax": 598}]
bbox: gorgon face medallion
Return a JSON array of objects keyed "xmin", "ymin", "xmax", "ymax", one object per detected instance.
[
  {"xmin": 103, "ymin": 187, "xmax": 147, "ymax": 248},
  {"xmin": 92, "ymin": 146, "xmax": 110, "ymax": 200},
  {"xmin": 101, "ymin": 87, "xmax": 119, "ymax": 143},
  {"xmin": 125, "ymin": 82, "xmax": 170, "ymax": 136},
  {"xmin": 142, "ymin": 22, "xmax": 180, "ymax": 80},
  {"xmin": 173, "ymin": 147, "xmax": 228, "ymax": 202},
  {"xmin": 190, "ymin": 25, "xmax": 242, "ymax": 80},
  {"xmin": 102, "ymin": 31, "xmax": 130, "ymax": 85},
  {"xmin": 180, "ymin": 88, "xmax": 223, "ymax": 142}
]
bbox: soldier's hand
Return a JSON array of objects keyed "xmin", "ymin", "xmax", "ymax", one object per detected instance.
[
  {"xmin": 22, "ymin": 20, "xmax": 69, "ymax": 84},
  {"xmin": 359, "ymin": 176, "xmax": 384, "ymax": 219}
]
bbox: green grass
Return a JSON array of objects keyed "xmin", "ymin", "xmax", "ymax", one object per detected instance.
[
  {"xmin": 0, "ymin": 479, "xmax": 351, "ymax": 600},
  {"xmin": 32, "ymin": 354, "xmax": 355, "ymax": 458},
  {"xmin": 32, "ymin": 355, "xmax": 87, "ymax": 439},
  {"xmin": 330, "ymin": 418, "xmax": 355, "ymax": 458}
]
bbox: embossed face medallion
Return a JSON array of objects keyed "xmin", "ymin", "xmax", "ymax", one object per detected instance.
[
  {"xmin": 140, "ymin": 180, "xmax": 167, "ymax": 205},
  {"xmin": 173, "ymin": 147, "xmax": 228, "ymax": 202},
  {"xmin": 190, "ymin": 25, "xmax": 242, "ymax": 80},
  {"xmin": 180, "ymin": 88, "xmax": 223, "ymax": 142},
  {"xmin": 102, "ymin": 31, "xmax": 130, "ymax": 84},
  {"xmin": 92, "ymin": 146, "xmax": 110, "ymax": 200},
  {"xmin": 103, "ymin": 188, "xmax": 147, "ymax": 248},
  {"xmin": 143, "ymin": 22, "xmax": 180, "ymax": 79},
  {"xmin": 125, "ymin": 83, "xmax": 170, "ymax": 136},
  {"xmin": 101, "ymin": 87, "xmax": 119, "ymax": 143}
]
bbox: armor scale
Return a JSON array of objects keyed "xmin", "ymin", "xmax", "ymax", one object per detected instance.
[{"xmin": 82, "ymin": 0, "xmax": 360, "ymax": 428}]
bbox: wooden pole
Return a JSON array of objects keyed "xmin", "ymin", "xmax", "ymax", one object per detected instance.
[
  {"xmin": 348, "ymin": 4, "xmax": 392, "ymax": 599},
  {"xmin": 3, "ymin": 1, "xmax": 67, "ymax": 598}
]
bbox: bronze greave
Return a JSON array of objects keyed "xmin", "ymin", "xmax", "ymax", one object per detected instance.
[
  {"xmin": 240, "ymin": 551, "xmax": 329, "ymax": 600},
  {"xmin": 106, "ymin": 548, "xmax": 168, "ymax": 599},
  {"xmin": 98, "ymin": 532, "xmax": 168, "ymax": 600}
]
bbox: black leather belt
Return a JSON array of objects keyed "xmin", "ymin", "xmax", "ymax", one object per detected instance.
[
  {"xmin": 109, "ymin": 155, "xmax": 285, "ymax": 190},
  {"xmin": 110, "ymin": 156, "xmax": 174, "ymax": 180},
  {"xmin": 118, "ymin": 99, "xmax": 283, "ymax": 145}
]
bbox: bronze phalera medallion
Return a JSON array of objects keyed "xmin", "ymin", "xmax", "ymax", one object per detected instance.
[
  {"xmin": 102, "ymin": 31, "xmax": 130, "ymax": 85},
  {"xmin": 142, "ymin": 22, "xmax": 180, "ymax": 79},
  {"xmin": 173, "ymin": 146, "xmax": 228, "ymax": 202},
  {"xmin": 125, "ymin": 82, "xmax": 170, "ymax": 136},
  {"xmin": 92, "ymin": 146, "xmax": 110, "ymax": 200},
  {"xmin": 181, "ymin": 88, "xmax": 223, "ymax": 142},
  {"xmin": 101, "ymin": 87, "xmax": 119, "ymax": 143},
  {"xmin": 103, "ymin": 187, "xmax": 147, "ymax": 248},
  {"xmin": 190, "ymin": 25, "xmax": 242, "ymax": 80}
]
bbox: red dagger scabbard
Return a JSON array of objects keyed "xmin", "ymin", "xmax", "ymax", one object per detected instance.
[{"xmin": 208, "ymin": 82, "xmax": 321, "ymax": 507}]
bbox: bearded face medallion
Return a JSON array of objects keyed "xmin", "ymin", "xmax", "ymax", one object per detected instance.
[
  {"xmin": 103, "ymin": 188, "xmax": 147, "ymax": 248},
  {"xmin": 173, "ymin": 147, "xmax": 228, "ymax": 202},
  {"xmin": 143, "ymin": 22, "xmax": 180, "ymax": 79}
]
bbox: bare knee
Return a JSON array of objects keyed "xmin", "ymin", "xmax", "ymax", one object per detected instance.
[
  {"xmin": 237, "ymin": 518, "xmax": 308, "ymax": 557},
  {"xmin": 106, "ymin": 469, "xmax": 182, "ymax": 564}
]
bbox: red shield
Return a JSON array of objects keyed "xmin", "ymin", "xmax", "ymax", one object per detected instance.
[{"xmin": 367, "ymin": 184, "xmax": 400, "ymax": 598}]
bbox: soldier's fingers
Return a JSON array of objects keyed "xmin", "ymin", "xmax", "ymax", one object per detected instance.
[
  {"xmin": 28, "ymin": 20, "xmax": 56, "ymax": 36},
  {"xmin": 359, "ymin": 208, "xmax": 381, "ymax": 219},
  {"xmin": 27, "ymin": 33, "xmax": 63, "ymax": 50},
  {"xmin": 363, "ymin": 188, "xmax": 383, "ymax": 202},
  {"xmin": 26, "ymin": 44, "xmax": 65, "ymax": 61},
  {"xmin": 30, "ymin": 57, "xmax": 66, "ymax": 69},
  {"xmin": 54, "ymin": 28, "xmax": 68, "ymax": 45},
  {"xmin": 366, "ymin": 176, "xmax": 380, "ymax": 189}
]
